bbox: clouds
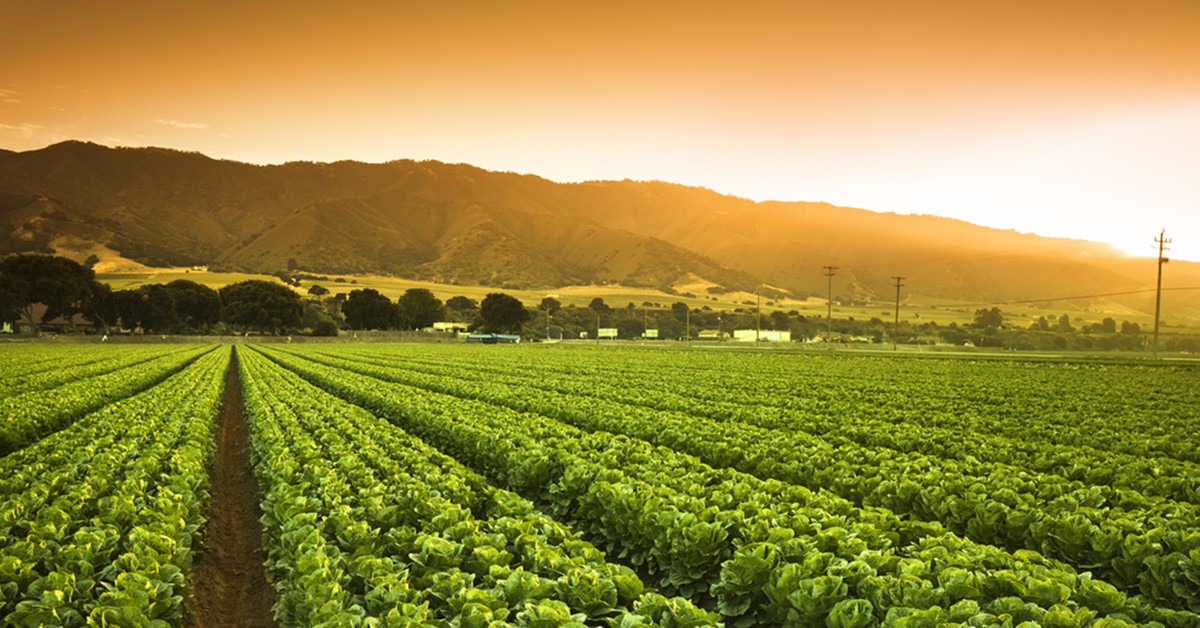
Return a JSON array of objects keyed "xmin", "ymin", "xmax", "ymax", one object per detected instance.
[
  {"xmin": 0, "ymin": 88, "xmax": 20, "ymax": 104},
  {"xmin": 0, "ymin": 122, "xmax": 41, "ymax": 137},
  {"xmin": 154, "ymin": 118, "xmax": 208, "ymax": 130}
]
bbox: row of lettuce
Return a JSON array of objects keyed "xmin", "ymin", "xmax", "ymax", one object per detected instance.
[
  {"xmin": 398, "ymin": 347, "xmax": 1200, "ymax": 503},
  {"xmin": 276, "ymin": 344, "xmax": 1200, "ymax": 616},
  {"xmin": 0, "ymin": 345, "xmax": 213, "ymax": 457},
  {"xmin": 238, "ymin": 347, "xmax": 715, "ymax": 625},
  {"xmin": 3, "ymin": 341, "xmax": 1196, "ymax": 626},
  {"xmin": 0, "ymin": 345, "xmax": 714, "ymax": 625},
  {"xmin": 0, "ymin": 346, "xmax": 227, "ymax": 625},
  {"xmin": 338, "ymin": 345, "xmax": 1200, "ymax": 466},
  {"xmin": 256, "ymin": 344, "xmax": 1200, "ymax": 626}
]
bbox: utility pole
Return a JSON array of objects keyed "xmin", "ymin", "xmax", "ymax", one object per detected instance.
[
  {"xmin": 686, "ymin": 306, "xmax": 691, "ymax": 344},
  {"xmin": 892, "ymin": 276, "xmax": 905, "ymax": 351},
  {"xmin": 755, "ymin": 285, "xmax": 762, "ymax": 346},
  {"xmin": 823, "ymin": 266, "xmax": 838, "ymax": 346},
  {"xmin": 1153, "ymin": 230, "xmax": 1170, "ymax": 358},
  {"xmin": 595, "ymin": 309, "xmax": 601, "ymax": 346}
]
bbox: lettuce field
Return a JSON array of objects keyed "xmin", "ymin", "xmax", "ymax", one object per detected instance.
[{"xmin": 1, "ymin": 342, "xmax": 1198, "ymax": 627}]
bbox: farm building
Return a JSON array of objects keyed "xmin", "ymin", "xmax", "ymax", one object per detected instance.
[{"xmin": 733, "ymin": 329, "xmax": 791, "ymax": 342}]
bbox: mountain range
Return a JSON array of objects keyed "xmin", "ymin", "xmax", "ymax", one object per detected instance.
[{"xmin": 2, "ymin": 141, "xmax": 1197, "ymax": 321}]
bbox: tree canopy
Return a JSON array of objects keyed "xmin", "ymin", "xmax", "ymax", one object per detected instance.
[
  {"xmin": 446, "ymin": 295, "xmax": 477, "ymax": 312},
  {"xmin": 107, "ymin": 289, "xmax": 150, "ymax": 331},
  {"xmin": 588, "ymin": 297, "xmax": 612, "ymax": 314},
  {"xmin": 539, "ymin": 296, "xmax": 562, "ymax": 316},
  {"xmin": 220, "ymin": 280, "xmax": 303, "ymax": 333},
  {"xmin": 134, "ymin": 284, "xmax": 182, "ymax": 332},
  {"xmin": 342, "ymin": 288, "xmax": 400, "ymax": 330},
  {"xmin": 397, "ymin": 288, "xmax": 445, "ymax": 329},
  {"xmin": 479, "ymin": 292, "xmax": 530, "ymax": 333},
  {"xmin": 163, "ymin": 280, "xmax": 221, "ymax": 331},
  {"xmin": 445, "ymin": 295, "xmax": 478, "ymax": 324},
  {"xmin": 972, "ymin": 307, "xmax": 1003, "ymax": 330},
  {"xmin": 0, "ymin": 253, "xmax": 101, "ymax": 334},
  {"xmin": 769, "ymin": 310, "xmax": 791, "ymax": 331},
  {"xmin": 0, "ymin": 269, "xmax": 23, "ymax": 326}
]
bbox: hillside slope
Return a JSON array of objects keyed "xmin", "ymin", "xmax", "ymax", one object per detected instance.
[
  {"xmin": 1, "ymin": 141, "xmax": 1196, "ymax": 318},
  {"xmin": 0, "ymin": 142, "xmax": 754, "ymax": 291}
]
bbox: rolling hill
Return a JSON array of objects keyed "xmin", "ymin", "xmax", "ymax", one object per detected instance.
[{"xmin": 2, "ymin": 141, "xmax": 1197, "ymax": 320}]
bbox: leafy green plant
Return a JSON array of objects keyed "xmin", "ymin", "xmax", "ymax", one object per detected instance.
[
  {"xmin": 0, "ymin": 347, "xmax": 228, "ymax": 625},
  {"xmin": 255, "ymin": 343, "xmax": 1198, "ymax": 625}
]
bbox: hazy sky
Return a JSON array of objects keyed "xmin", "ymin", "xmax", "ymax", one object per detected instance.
[{"xmin": 3, "ymin": 1, "xmax": 1198, "ymax": 261}]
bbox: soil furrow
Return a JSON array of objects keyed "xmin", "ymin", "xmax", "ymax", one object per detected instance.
[{"xmin": 184, "ymin": 347, "xmax": 277, "ymax": 627}]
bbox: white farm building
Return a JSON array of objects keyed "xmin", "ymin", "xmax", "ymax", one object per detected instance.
[{"xmin": 733, "ymin": 329, "xmax": 791, "ymax": 342}]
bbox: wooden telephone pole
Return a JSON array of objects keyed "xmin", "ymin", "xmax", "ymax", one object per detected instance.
[
  {"xmin": 892, "ymin": 276, "xmax": 905, "ymax": 351},
  {"xmin": 823, "ymin": 266, "xmax": 838, "ymax": 346},
  {"xmin": 755, "ymin": 285, "xmax": 762, "ymax": 346},
  {"xmin": 1153, "ymin": 230, "xmax": 1170, "ymax": 358}
]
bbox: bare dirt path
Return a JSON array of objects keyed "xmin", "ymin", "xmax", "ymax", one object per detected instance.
[{"xmin": 183, "ymin": 347, "xmax": 277, "ymax": 627}]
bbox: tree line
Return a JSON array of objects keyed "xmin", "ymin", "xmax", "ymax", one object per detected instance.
[
  {"xmin": 2, "ymin": 253, "xmax": 1192, "ymax": 352},
  {"xmin": 0, "ymin": 253, "xmax": 303, "ymax": 335},
  {"xmin": 959, "ymin": 306, "xmax": 1166, "ymax": 351},
  {"xmin": 0, "ymin": 253, "xmax": 534, "ymax": 336}
]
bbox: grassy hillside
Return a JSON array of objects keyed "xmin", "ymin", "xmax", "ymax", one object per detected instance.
[{"xmin": 4, "ymin": 141, "xmax": 1197, "ymax": 323}]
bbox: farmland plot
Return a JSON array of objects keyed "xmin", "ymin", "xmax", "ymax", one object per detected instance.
[
  {"xmin": 235, "ymin": 346, "xmax": 716, "ymax": 625},
  {"xmin": 3, "ymin": 341, "xmax": 1197, "ymax": 626},
  {"xmin": 0, "ymin": 346, "xmax": 228, "ymax": 625},
  {"xmin": 0, "ymin": 344, "xmax": 216, "ymax": 456},
  {"xmin": 257, "ymin": 343, "xmax": 1200, "ymax": 626}
]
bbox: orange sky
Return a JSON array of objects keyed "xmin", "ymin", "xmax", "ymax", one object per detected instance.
[{"xmin": 3, "ymin": 0, "xmax": 1198, "ymax": 261}]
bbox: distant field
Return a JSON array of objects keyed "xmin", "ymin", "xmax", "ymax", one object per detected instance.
[
  {"xmin": 97, "ymin": 269, "xmax": 818, "ymax": 314},
  {"xmin": 96, "ymin": 270, "xmax": 281, "ymax": 291},
  {"xmin": 94, "ymin": 268, "xmax": 1198, "ymax": 335}
]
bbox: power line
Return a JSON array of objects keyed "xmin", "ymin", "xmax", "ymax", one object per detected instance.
[
  {"xmin": 927, "ymin": 285, "xmax": 1200, "ymax": 309},
  {"xmin": 902, "ymin": 238, "xmax": 1117, "ymax": 268}
]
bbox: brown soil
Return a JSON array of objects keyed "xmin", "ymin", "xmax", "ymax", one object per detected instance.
[{"xmin": 183, "ymin": 347, "xmax": 277, "ymax": 627}]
